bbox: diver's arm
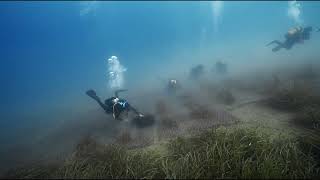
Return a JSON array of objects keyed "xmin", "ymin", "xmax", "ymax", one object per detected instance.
[{"xmin": 114, "ymin": 89, "xmax": 128, "ymax": 98}]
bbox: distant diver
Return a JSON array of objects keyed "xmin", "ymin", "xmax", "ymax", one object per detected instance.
[
  {"xmin": 189, "ymin": 64, "xmax": 205, "ymax": 80},
  {"xmin": 167, "ymin": 79, "xmax": 181, "ymax": 95},
  {"xmin": 266, "ymin": 26, "xmax": 314, "ymax": 52},
  {"xmin": 214, "ymin": 61, "xmax": 227, "ymax": 75},
  {"xmin": 86, "ymin": 89, "xmax": 144, "ymax": 120}
]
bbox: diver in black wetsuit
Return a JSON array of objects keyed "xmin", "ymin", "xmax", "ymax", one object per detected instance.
[
  {"xmin": 267, "ymin": 26, "xmax": 314, "ymax": 52},
  {"xmin": 86, "ymin": 89, "xmax": 143, "ymax": 120}
]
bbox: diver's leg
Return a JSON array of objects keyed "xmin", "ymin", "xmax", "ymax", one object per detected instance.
[
  {"xmin": 86, "ymin": 90, "xmax": 110, "ymax": 113},
  {"xmin": 272, "ymin": 45, "xmax": 283, "ymax": 52},
  {"xmin": 271, "ymin": 40, "xmax": 285, "ymax": 52},
  {"xmin": 266, "ymin": 40, "xmax": 283, "ymax": 47},
  {"xmin": 284, "ymin": 41, "xmax": 294, "ymax": 50},
  {"xmin": 267, "ymin": 41, "xmax": 284, "ymax": 52}
]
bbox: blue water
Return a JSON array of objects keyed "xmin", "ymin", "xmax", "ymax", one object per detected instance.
[{"xmin": 0, "ymin": 1, "xmax": 320, "ymax": 150}]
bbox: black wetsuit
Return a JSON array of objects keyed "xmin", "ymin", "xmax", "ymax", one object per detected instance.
[
  {"xmin": 86, "ymin": 89, "xmax": 141, "ymax": 120},
  {"xmin": 267, "ymin": 26, "xmax": 313, "ymax": 52},
  {"xmin": 103, "ymin": 97, "xmax": 140, "ymax": 120}
]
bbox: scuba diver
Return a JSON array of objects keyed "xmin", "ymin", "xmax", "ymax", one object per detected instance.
[
  {"xmin": 189, "ymin": 64, "xmax": 205, "ymax": 80},
  {"xmin": 86, "ymin": 89, "xmax": 144, "ymax": 120},
  {"xmin": 267, "ymin": 26, "xmax": 314, "ymax": 52},
  {"xmin": 214, "ymin": 61, "xmax": 227, "ymax": 75},
  {"xmin": 167, "ymin": 79, "xmax": 181, "ymax": 95}
]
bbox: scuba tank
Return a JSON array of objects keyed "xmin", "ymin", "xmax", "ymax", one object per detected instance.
[{"xmin": 285, "ymin": 26, "xmax": 303, "ymax": 39}]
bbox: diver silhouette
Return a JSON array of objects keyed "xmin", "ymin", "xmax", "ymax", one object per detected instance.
[
  {"xmin": 189, "ymin": 64, "xmax": 205, "ymax": 80},
  {"xmin": 214, "ymin": 61, "xmax": 227, "ymax": 75},
  {"xmin": 167, "ymin": 79, "xmax": 181, "ymax": 95},
  {"xmin": 267, "ymin": 26, "xmax": 314, "ymax": 52},
  {"xmin": 86, "ymin": 89, "xmax": 143, "ymax": 120}
]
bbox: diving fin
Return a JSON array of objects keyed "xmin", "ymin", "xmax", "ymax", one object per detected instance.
[{"xmin": 86, "ymin": 89, "xmax": 99, "ymax": 101}]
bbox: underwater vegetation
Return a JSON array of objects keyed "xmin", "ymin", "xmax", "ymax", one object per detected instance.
[
  {"xmin": 267, "ymin": 73, "xmax": 320, "ymax": 129},
  {"xmin": 3, "ymin": 64, "xmax": 320, "ymax": 179},
  {"xmin": 3, "ymin": 60, "xmax": 320, "ymax": 179},
  {"xmin": 258, "ymin": 65, "xmax": 320, "ymax": 170},
  {"xmin": 3, "ymin": 126, "xmax": 319, "ymax": 179},
  {"xmin": 295, "ymin": 104, "xmax": 320, "ymax": 129},
  {"xmin": 2, "ymin": 1, "xmax": 320, "ymax": 178},
  {"xmin": 268, "ymin": 81, "xmax": 316, "ymax": 110}
]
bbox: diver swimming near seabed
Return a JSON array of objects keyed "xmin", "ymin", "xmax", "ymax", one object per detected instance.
[
  {"xmin": 86, "ymin": 89, "xmax": 143, "ymax": 120},
  {"xmin": 86, "ymin": 89, "xmax": 155, "ymax": 128},
  {"xmin": 267, "ymin": 26, "xmax": 314, "ymax": 52}
]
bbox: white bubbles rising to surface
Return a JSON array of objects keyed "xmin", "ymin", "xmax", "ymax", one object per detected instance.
[
  {"xmin": 79, "ymin": 1, "xmax": 99, "ymax": 17},
  {"xmin": 107, "ymin": 56, "xmax": 127, "ymax": 90},
  {"xmin": 288, "ymin": 0, "xmax": 303, "ymax": 25},
  {"xmin": 211, "ymin": 1, "xmax": 224, "ymax": 33}
]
